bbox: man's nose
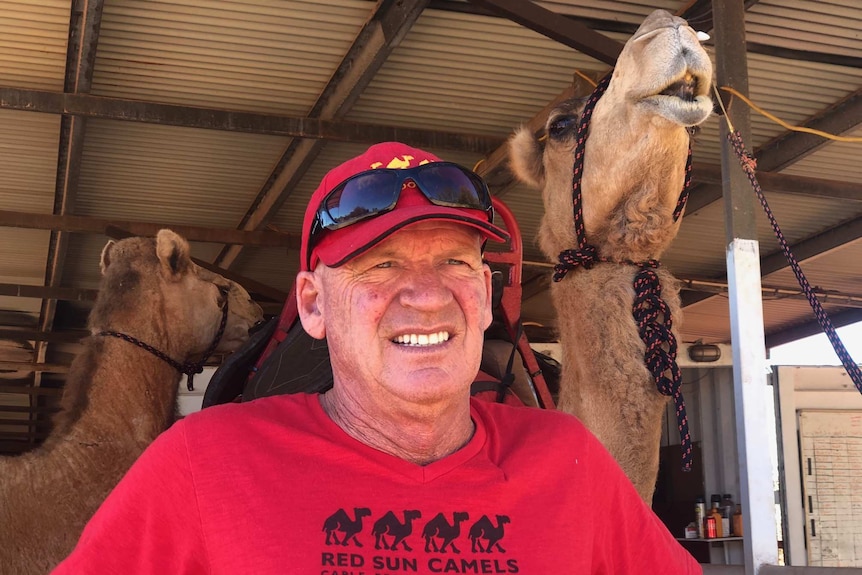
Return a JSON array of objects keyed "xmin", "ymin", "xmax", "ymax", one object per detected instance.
[{"xmin": 398, "ymin": 267, "xmax": 453, "ymax": 309}]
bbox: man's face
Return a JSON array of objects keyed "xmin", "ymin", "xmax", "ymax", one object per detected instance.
[{"xmin": 302, "ymin": 221, "xmax": 493, "ymax": 407}]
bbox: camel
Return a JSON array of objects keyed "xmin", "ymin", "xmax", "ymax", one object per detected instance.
[
  {"xmin": 0, "ymin": 229, "xmax": 263, "ymax": 574},
  {"xmin": 423, "ymin": 511, "xmax": 470, "ymax": 553},
  {"xmin": 468, "ymin": 514, "xmax": 510, "ymax": 553},
  {"xmin": 509, "ymin": 9, "xmax": 714, "ymax": 503},
  {"xmin": 323, "ymin": 507, "xmax": 373, "ymax": 547},
  {"xmin": 372, "ymin": 509, "xmax": 422, "ymax": 551}
]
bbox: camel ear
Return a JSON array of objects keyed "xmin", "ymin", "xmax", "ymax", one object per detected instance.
[
  {"xmin": 99, "ymin": 240, "xmax": 116, "ymax": 276},
  {"xmin": 508, "ymin": 127, "xmax": 546, "ymax": 189},
  {"xmin": 155, "ymin": 229, "xmax": 191, "ymax": 279}
]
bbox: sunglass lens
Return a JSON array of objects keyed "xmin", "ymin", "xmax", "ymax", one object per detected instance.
[
  {"xmin": 324, "ymin": 171, "xmax": 399, "ymax": 225},
  {"xmin": 418, "ymin": 165, "xmax": 487, "ymax": 209}
]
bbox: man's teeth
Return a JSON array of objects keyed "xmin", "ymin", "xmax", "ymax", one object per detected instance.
[{"xmin": 393, "ymin": 331, "xmax": 450, "ymax": 346}]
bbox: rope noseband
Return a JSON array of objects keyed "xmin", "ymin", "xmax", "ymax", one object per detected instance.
[
  {"xmin": 97, "ymin": 286, "xmax": 230, "ymax": 391},
  {"xmin": 555, "ymin": 73, "xmax": 694, "ymax": 471}
]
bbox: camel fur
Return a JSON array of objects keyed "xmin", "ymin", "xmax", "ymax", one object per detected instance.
[
  {"xmin": 509, "ymin": 9, "xmax": 714, "ymax": 503},
  {"xmin": 0, "ymin": 229, "xmax": 263, "ymax": 574}
]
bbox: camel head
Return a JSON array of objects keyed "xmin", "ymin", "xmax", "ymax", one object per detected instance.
[
  {"xmin": 509, "ymin": 9, "xmax": 713, "ymax": 263},
  {"xmin": 91, "ymin": 229, "xmax": 263, "ymax": 359}
]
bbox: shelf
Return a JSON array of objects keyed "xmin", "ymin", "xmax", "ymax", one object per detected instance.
[{"xmin": 676, "ymin": 537, "xmax": 744, "ymax": 542}]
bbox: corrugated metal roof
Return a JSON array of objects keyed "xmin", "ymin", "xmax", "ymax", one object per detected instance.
[
  {"xmin": 74, "ymin": 120, "xmax": 289, "ymax": 226},
  {"xmin": 747, "ymin": 0, "xmax": 861, "ymax": 58},
  {"xmin": 539, "ymin": 0, "xmax": 680, "ymax": 22},
  {"xmin": 0, "ymin": 110, "xmax": 59, "ymax": 214},
  {"xmin": 347, "ymin": 8, "xmax": 606, "ymax": 135},
  {"xmin": 0, "ymin": 107, "xmax": 57, "ymax": 316},
  {"xmin": 766, "ymin": 238, "xmax": 862, "ymax": 299},
  {"xmin": 92, "ymin": 0, "xmax": 371, "ymax": 114},
  {"xmin": 0, "ymin": 0, "xmax": 69, "ymax": 91},
  {"xmin": 781, "ymin": 125, "xmax": 862, "ymax": 183}
]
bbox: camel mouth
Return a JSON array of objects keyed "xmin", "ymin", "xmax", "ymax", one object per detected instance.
[{"xmin": 658, "ymin": 73, "xmax": 700, "ymax": 102}]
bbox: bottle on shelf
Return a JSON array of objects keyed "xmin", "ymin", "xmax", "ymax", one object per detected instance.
[
  {"xmin": 733, "ymin": 504, "xmax": 743, "ymax": 537},
  {"xmin": 695, "ymin": 497, "xmax": 706, "ymax": 539},
  {"xmin": 721, "ymin": 493, "xmax": 734, "ymax": 537},
  {"xmin": 707, "ymin": 494, "xmax": 723, "ymax": 538},
  {"xmin": 703, "ymin": 513, "xmax": 717, "ymax": 539}
]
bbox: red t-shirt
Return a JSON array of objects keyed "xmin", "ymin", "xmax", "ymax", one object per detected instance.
[{"xmin": 53, "ymin": 394, "xmax": 700, "ymax": 574}]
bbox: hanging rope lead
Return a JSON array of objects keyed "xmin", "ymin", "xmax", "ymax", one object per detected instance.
[
  {"xmin": 725, "ymin": 129, "xmax": 862, "ymax": 391},
  {"xmin": 633, "ymin": 265, "xmax": 692, "ymax": 470}
]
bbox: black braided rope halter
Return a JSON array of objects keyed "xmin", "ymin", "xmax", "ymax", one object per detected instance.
[
  {"xmin": 97, "ymin": 289, "xmax": 230, "ymax": 392},
  {"xmin": 555, "ymin": 72, "xmax": 694, "ymax": 471},
  {"xmin": 726, "ymin": 129, "xmax": 862, "ymax": 391}
]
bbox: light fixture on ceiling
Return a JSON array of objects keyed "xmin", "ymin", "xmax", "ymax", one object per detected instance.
[{"xmin": 688, "ymin": 342, "xmax": 722, "ymax": 363}]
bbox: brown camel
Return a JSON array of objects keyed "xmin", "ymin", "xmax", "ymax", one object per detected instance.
[
  {"xmin": 0, "ymin": 229, "xmax": 263, "ymax": 574},
  {"xmin": 509, "ymin": 9, "xmax": 714, "ymax": 503}
]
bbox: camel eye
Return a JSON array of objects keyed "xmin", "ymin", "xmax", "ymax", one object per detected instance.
[
  {"xmin": 216, "ymin": 284, "xmax": 230, "ymax": 306},
  {"xmin": 548, "ymin": 116, "xmax": 578, "ymax": 138}
]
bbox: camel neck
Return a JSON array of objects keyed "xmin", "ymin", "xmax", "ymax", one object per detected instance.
[{"xmin": 50, "ymin": 337, "xmax": 181, "ymax": 449}]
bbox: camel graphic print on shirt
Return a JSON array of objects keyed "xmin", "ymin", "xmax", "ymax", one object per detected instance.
[{"xmin": 321, "ymin": 508, "xmax": 518, "ymax": 574}]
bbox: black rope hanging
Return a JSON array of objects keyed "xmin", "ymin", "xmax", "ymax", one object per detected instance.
[
  {"xmin": 726, "ymin": 129, "xmax": 862, "ymax": 391},
  {"xmin": 554, "ymin": 72, "xmax": 694, "ymax": 471}
]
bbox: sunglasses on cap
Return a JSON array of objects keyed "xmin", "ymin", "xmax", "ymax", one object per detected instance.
[{"xmin": 308, "ymin": 162, "xmax": 495, "ymax": 243}]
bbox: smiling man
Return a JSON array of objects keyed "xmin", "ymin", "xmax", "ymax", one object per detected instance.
[{"xmin": 54, "ymin": 142, "xmax": 701, "ymax": 574}]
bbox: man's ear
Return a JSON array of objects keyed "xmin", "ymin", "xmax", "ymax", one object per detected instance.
[
  {"xmin": 481, "ymin": 263, "xmax": 494, "ymax": 331},
  {"xmin": 296, "ymin": 270, "xmax": 326, "ymax": 339}
]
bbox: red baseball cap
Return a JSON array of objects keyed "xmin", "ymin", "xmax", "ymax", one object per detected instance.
[{"xmin": 301, "ymin": 142, "xmax": 509, "ymax": 271}]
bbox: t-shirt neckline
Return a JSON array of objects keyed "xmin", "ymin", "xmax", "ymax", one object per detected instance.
[{"xmin": 305, "ymin": 393, "xmax": 488, "ymax": 483}]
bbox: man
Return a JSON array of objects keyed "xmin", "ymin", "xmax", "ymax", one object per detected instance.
[{"xmin": 54, "ymin": 142, "xmax": 700, "ymax": 573}]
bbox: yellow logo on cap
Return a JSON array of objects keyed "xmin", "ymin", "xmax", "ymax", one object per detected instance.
[{"xmin": 370, "ymin": 156, "xmax": 432, "ymax": 170}]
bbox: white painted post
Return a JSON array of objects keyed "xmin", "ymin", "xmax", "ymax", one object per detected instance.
[{"xmin": 727, "ymin": 239, "xmax": 779, "ymax": 574}]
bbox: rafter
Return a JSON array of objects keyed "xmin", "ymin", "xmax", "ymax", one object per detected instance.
[
  {"xmin": 0, "ymin": 209, "xmax": 295, "ymax": 247},
  {"xmin": 755, "ymin": 89, "xmax": 862, "ymax": 172},
  {"xmin": 766, "ymin": 309, "xmax": 862, "ymax": 349},
  {"xmin": 682, "ymin": 215, "xmax": 862, "ymax": 308},
  {"xmin": 0, "ymin": 87, "xmax": 503, "ymax": 153},
  {"xmin": 684, "ymin": 91, "xmax": 862, "ymax": 219},
  {"xmin": 692, "ymin": 164, "xmax": 862, "ymax": 202},
  {"xmin": 434, "ymin": 0, "xmax": 856, "ymax": 68},
  {"xmin": 36, "ymin": 0, "xmax": 106, "ymax": 398},
  {"xmin": 465, "ymin": 0, "xmax": 622, "ymax": 65},
  {"xmin": 0, "ymin": 329, "xmax": 89, "ymax": 343},
  {"xmin": 215, "ymin": 0, "xmax": 431, "ymax": 269}
]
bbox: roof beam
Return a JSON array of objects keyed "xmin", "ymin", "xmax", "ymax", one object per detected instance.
[
  {"xmin": 0, "ymin": 362, "xmax": 70, "ymax": 374},
  {"xmin": 0, "ymin": 209, "xmax": 297, "ymax": 247},
  {"xmin": 692, "ymin": 163, "xmax": 862, "ymax": 202},
  {"xmin": 0, "ymin": 284, "xmax": 97, "ymax": 302},
  {"xmin": 434, "ymin": 1, "xmax": 855, "ymax": 68},
  {"xmin": 0, "ymin": 329, "xmax": 89, "ymax": 343},
  {"xmin": 682, "ymin": 215, "xmax": 862, "ymax": 307},
  {"xmin": 215, "ymin": 0, "xmax": 430, "ymax": 269},
  {"xmin": 766, "ymin": 309, "xmax": 862, "ymax": 350},
  {"xmin": 754, "ymin": 89, "xmax": 862, "ymax": 172},
  {"xmin": 683, "ymin": 91, "xmax": 862, "ymax": 218},
  {"xmin": 36, "ymin": 0, "xmax": 106, "ymax": 392},
  {"xmin": 465, "ymin": 0, "xmax": 622, "ymax": 65},
  {"xmin": 0, "ymin": 87, "xmax": 503, "ymax": 153}
]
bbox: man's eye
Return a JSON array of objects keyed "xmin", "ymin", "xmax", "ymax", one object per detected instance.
[
  {"xmin": 446, "ymin": 259, "xmax": 466, "ymax": 266},
  {"xmin": 375, "ymin": 261, "xmax": 393, "ymax": 269}
]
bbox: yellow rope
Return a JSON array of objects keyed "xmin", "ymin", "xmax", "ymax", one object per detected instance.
[
  {"xmin": 720, "ymin": 86, "xmax": 862, "ymax": 143},
  {"xmin": 574, "ymin": 69, "xmax": 598, "ymax": 88}
]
